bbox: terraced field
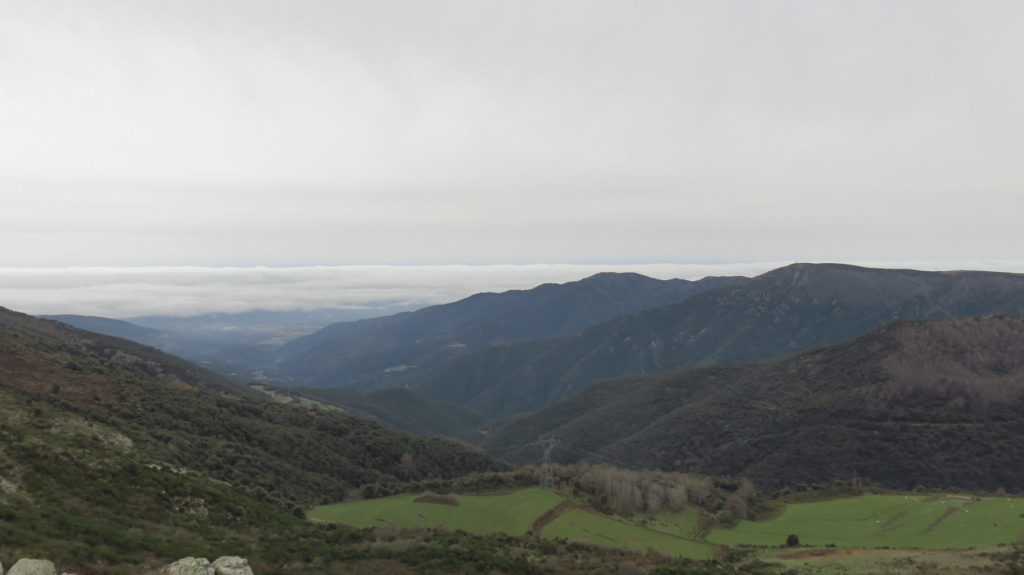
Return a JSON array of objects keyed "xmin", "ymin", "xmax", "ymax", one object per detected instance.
[
  {"xmin": 542, "ymin": 509, "xmax": 712, "ymax": 559},
  {"xmin": 309, "ymin": 488, "xmax": 714, "ymax": 559},
  {"xmin": 708, "ymin": 494, "xmax": 1024, "ymax": 549}
]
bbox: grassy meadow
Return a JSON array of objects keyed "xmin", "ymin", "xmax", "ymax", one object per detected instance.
[
  {"xmin": 708, "ymin": 494, "xmax": 1024, "ymax": 549},
  {"xmin": 309, "ymin": 488, "xmax": 715, "ymax": 559},
  {"xmin": 310, "ymin": 488, "xmax": 1024, "ymax": 574},
  {"xmin": 541, "ymin": 509, "xmax": 712, "ymax": 559},
  {"xmin": 309, "ymin": 488, "xmax": 562, "ymax": 535}
]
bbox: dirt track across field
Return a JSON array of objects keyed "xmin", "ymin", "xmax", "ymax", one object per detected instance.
[{"xmin": 776, "ymin": 548, "xmax": 883, "ymax": 560}]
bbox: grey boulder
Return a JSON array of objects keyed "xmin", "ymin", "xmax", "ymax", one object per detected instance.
[{"xmin": 8, "ymin": 560, "xmax": 56, "ymax": 575}]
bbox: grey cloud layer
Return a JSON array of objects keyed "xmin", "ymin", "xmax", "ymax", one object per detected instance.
[
  {"xmin": 1, "ymin": 1, "xmax": 1022, "ymax": 266},
  {"xmin": 0, "ymin": 263, "xmax": 781, "ymax": 317},
  {"xmin": 4, "ymin": 261, "xmax": 1024, "ymax": 318}
]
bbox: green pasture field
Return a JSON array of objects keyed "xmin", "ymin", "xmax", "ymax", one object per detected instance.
[
  {"xmin": 310, "ymin": 489, "xmax": 712, "ymax": 558},
  {"xmin": 308, "ymin": 488, "xmax": 562, "ymax": 535},
  {"xmin": 647, "ymin": 507, "xmax": 702, "ymax": 539},
  {"xmin": 707, "ymin": 494, "xmax": 1024, "ymax": 549},
  {"xmin": 542, "ymin": 510, "xmax": 713, "ymax": 560},
  {"xmin": 311, "ymin": 489, "xmax": 1024, "ymax": 565}
]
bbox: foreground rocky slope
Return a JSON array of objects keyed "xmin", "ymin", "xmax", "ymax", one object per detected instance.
[{"xmin": 0, "ymin": 557, "xmax": 252, "ymax": 575}]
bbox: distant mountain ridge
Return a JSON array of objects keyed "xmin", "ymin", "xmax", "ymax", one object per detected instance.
[
  {"xmin": 43, "ymin": 264, "xmax": 1024, "ymax": 424},
  {"xmin": 408, "ymin": 263, "xmax": 1024, "ymax": 416},
  {"xmin": 13, "ymin": 308, "xmax": 258, "ymax": 398},
  {"xmin": 43, "ymin": 313, "xmax": 273, "ymax": 378},
  {"xmin": 476, "ymin": 315, "xmax": 1024, "ymax": 492},
  {"xmin": 272, "ymin": 272, "xmax": 746, "ymax": 388},
  {"xmin": 45, "ymin": 308, "xmax": 414, "ymax": 381}
]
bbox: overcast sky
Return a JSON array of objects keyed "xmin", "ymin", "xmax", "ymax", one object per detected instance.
[{"xmin": 2, "ymin": 1, "xmax": 1023, "ymax": 316}]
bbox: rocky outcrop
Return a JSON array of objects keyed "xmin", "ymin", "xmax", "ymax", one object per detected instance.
[
  {"xmin": 210, "ymin": 557, "xmax": 253, "ymax": 575},
  {"xmin": 0, "ymin": 475, "xmax": 18, "ymax": 493},
  {"xmin": 159, "ymin": 558, "xmax": 211, "ymax": 575},
  {"xmin": 158, "ymin": 557, "xmax": 252, "ymax": 575},
  {"xmin": 7, "ymin": 559, "xmax": 56, "ymax": 575},
  {"xmin": 2, "ymin": 556, "xmax": 249, "ymax": 575}
]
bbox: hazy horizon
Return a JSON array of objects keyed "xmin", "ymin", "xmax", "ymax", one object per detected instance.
[{"xmin": 6, "ymin": 259, "xmax": 1024, "ymax": 319}]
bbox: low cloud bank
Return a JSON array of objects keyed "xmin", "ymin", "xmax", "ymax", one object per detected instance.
[{"xmin": 3, "ymin": 260, "xmax": 1023, "ymax": 319}]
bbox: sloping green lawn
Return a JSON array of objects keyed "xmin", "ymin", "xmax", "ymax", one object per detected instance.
[
  {"xmin": 542, "ymin": 510, "xmax": 712, "ymax": 559},
  {"xmin": 309, "ymin": 488, "xmax": 562, "ymax": 535}
]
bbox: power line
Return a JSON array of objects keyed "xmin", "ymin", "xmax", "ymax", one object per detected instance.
[
  {"xmin": 486, "ymin": 440, "xmax": 649, "ymax": 475},
  {"xmin": 479, "ymin": 434, "xmax": 653, "ymax": 475}
]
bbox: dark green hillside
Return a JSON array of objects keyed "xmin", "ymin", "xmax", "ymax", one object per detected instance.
[
  {"xmin": 0, "ymin": 306, "xmax": 512, "ymax": 570},
  {"xmin": 0, "ymin": 307, "xmax": 505, "ymax": 504},
  {"xmin": 274, "ymin": 273, "xmax": 744, "ymax": 389},
  {"xmin": 282, "ymin": 385, "xmax": 489, "ymax": 436},
  {"xmin": 413, "ymin": 263, "xmax": 1024, "ymax": 417},
  {"xmin": 478, "ymin": 316, "xmax": 1024, "ymax": 492}
]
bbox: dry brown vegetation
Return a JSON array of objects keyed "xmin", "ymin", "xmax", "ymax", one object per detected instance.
[
  {"xmin": 870, "ymin": 316, "xmax": 1024, "ymax": 410},
  {"xmin": 413, "ymin": 493, "xmax": 459, "ymax": 506}
]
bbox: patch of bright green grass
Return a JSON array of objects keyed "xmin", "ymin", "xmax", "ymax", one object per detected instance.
[
  {"xmin": 542, "ymin": 510, "xmax": 712, "ymax": 560},
  {"xmin": 309, "ymin": 488, "xmax": 562, "ymax": 535},
  {"xmin": 707, "ymin": 494, "xmax": 1024, "ymax": 549}
]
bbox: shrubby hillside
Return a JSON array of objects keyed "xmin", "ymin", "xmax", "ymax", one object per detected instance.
[
  {"xmin": 0, "ymin": 307, "xmax": 509, "ymax": 572},
  {"xmin": 284, "ymin": 385, "xmax": 489, "ymax": 436},
  {"xmin": 478, "ymin": 316, "xmax": 1024, "ymax": 492}
]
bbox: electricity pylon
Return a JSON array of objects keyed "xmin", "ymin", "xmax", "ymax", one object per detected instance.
[{"xmin": 539, "ymin": 435, "xmax": 557, "ymax": 489}]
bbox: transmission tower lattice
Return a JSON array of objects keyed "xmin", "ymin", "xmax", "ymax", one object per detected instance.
[{"xmin": 539, "ymin": 436, "xmax": 557, "ymax": 489}]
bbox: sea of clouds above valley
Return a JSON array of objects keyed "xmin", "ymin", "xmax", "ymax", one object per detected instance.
[{"xmin": 4, "ymin": 260, "xmax": 1024, "ymax": 319}]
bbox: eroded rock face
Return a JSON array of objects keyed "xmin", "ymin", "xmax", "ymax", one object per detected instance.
[
  {"xmin": 7, "ymin": 559, "xmax": 56, "ymax": 575},
  {"xmin": 0, "ymin": 476, "xmax": 18, "ymax": 493},
  {"xmin": 159, "ymin": 557, "xmax": 214, "ymax": 575},
  {"xmin": 211, "ymin": 557, "xmax": 253, "ymax": 575}
]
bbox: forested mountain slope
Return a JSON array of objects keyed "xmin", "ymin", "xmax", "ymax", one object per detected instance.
[
  {"xmin": 282, "ymin": 385, "xmax": 489, "ymax": 436},
  {"xmin": 273, "ymin": 272, "xmax": 745, "ymax": 388},
  {"xmin": 412, "ymin": 264, "xmax": 1024, "ymax": 416},
  {"xmin": 478, "ymin": 315, "xmax": 1024, "ymax": 492}
]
